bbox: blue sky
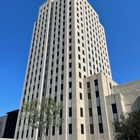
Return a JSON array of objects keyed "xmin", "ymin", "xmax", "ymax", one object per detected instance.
[{"xmin": 0, "ymin": 0, "xmax": 140, "ymax": 116}]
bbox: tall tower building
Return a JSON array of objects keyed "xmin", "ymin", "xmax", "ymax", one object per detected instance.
[{"xmin": 15, "ymin": 0, "xmax": 112, "ymax": 140}]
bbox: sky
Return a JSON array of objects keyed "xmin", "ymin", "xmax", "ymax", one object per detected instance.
[{"xmin": 0, "ymin": 0, "xmax": 140, "ymax": 116}]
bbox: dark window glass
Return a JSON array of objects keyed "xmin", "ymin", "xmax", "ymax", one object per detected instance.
[
  {"xmin": 61, "ymin": 74, "xmax": 63, "ymax": 80},
  {"xmin": 69, "ymin": 72, "xmax": 72, "ymax": 77},
  {"xmin": 62, "ymin": 57, "xmax": 64, "ymax": 61},
  {"xmin": 88, "ymin": 93, "xmax": 91, "ymax": 99},
  {"xmin": 21, "ymin": 131, "xmax": 24, "ymax": 138},
  {"xmin": 95, "ymin": 91, "xmax": 99, "ymax": 98},
  {"xmin": 109, "ymin": 83, "xmax": 112, "ymax": 89},
  {"xmin": 61, "ymin": 84, "xmax": 63, "ymax": 90},
  {"xmin": 94, "ymin": 79, "xmax": 98, "ymax": 86},
  {"xmin": 31, "ymin": 129, "xmax": 34, "ymax": 137},
  {"xmin": 87, "ymin": 82, "xmax": 90, "ymax": 88},
  {"xmin": 60, "ymin": 95, "xmax": 63, "ymax": 101},
  {"xmin": 79, "ymin": 82, "xmax": 82, "ymax": 89},
  {"xmin": 69, "ymin": 92, "xmax": 72, "ymax": 99},
  {"xmin": 17, "ymin": 131, "xmax": 19, "ymax": 139},
  {"xmin": 52, "ymin": 126, "xmax": 55, "ymax": 135},
  {"xmin": 99, "ymin": 123, "xmax": 104, "ymax": 133},
  {"xmin": 97, "ymin": 106, "xmax": 102, "ymax": 115},
  {"xmin": 79, "ymin": 72, "xmax": 81, "ymax": 78},
  {"xmin": 60, "ymin": 109, "xmax": 63, "ymax": 118},
  {"xmin": 80, "ymin": 93, "xmax": 82, "ymax": 100},
  {"xmin": 81, "ymin": 124, "xmax": 84, "ymax": 134},
  {"xmin": 59, "ymin": 126, "xmax": 62, "ymax": 135},
  {"xmin": 89, "ymin": 108, "xmax": 92, "ymax": 117},
  {"xmin": 69, "ymin": 46, "xmax": 72, "ymax": 51},
  {"xmin": 111, "ymin": 104, "xmax": 117, "ymax": 114},
  {"xmin": 69, "ymin": 107, "xmax": 72, "ymax": 117},
  {"xmin": 69, "ymin": 124, "xmax": 72, "ymax": 134},
  {"xmin": 69, "ymin": 62, "xmax": 72, "ymax": 68},
  {"xmin": 55, "ymin": 86, "xmax": 57, "ymax": 92},
  {"xmin": 54, "ymin": 96, "xmax": 57, "ymax": 102},
  {"xmin": 80, "ymin": 108, "xmax": 83, "ymax": 117},
  {"xmin": 79, "ymin": 63, "xmax": 81, "ymax": 68},
  {"xmin": 46, "ymin": 128, "xmax": 48, "ymax": 136},
  {"xmin": 69, "ymin": 54, "xmax": 72, "ymax": 59},
  {"xmin": 69, "ymin": 82, "xmax": 72, "ymax": 88},
  {"xmin": 90, "ymin": 124, "xmax": 94, "ymax": 134}
]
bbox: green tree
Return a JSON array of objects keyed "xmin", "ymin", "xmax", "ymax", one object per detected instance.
[
  {"xmin": 112, "ymin": 107, "xmax": 140, "ymax": 140},
  {"xmin": 20, "ymin": 97, "xmax": 63, "ymax": 140}
]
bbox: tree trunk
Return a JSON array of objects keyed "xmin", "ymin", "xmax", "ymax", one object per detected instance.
[
  {"xmin": 41, "ymin": 128, "xmax": 48, "ymax": 140},
  {"xmin": 48, "ymin": 128, "xmax": 51, "ymax": 140}
]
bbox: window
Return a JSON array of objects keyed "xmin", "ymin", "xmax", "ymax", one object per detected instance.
[
  {"xmin": 97, "ymin": 106, "xmax": 102, "ymax": 115},
  {"xmin": 52, "ymin": 126, "xmax": 55, "ymax": 135},
  {"xmin": 61, "ymin": 65, "xmax": 64, "ymax": 70},
  {"xmin": 69, "ymin": 46, "xmax": 72, "ymax": 51},
  {"xmin": 69, "ymin": 124, "xmax": 72, "ymax": 134},
  {"xmin": 99, "ymin": 123, "xmax": 104, "ymax": 133},
  {"xmin": 79, "ymin": 82, "xmax": 82, "ymax": 89},
  {"xmin": 78, "ymin": 54, "xmax": 81, "ymax": 60},
  {"xmin": 81, "ymin": 124, "xmax": 84, "ymax": 134},
  {"xmin": 83, "ymin": 66, "xmax": 86, "ymax": 72},
  {"xmin": 95, "ymin": 91, "xmax": 99, "ymax": 98},
  {"xmin": 80, "ymin": 93, "xmax": 82, "ymax": 100},
  {"xmin": 56, "ymin": 68, "xmax": 58, "ymax": 73},
  {"xmin": 78, "ymin": 39, "xmax": 80, "ymax": 44},
  {"xmin": 69, "ymin": 54, "xmax": 72, "ymax": 59},
  {"xmin": 94, "ymin": 79, "xmax": 98, "ymax": 86},
  {"xmin": 31, "ymin": 129, "xmax": 34, "ymax": 137},
  {"xmin": 109, "ymin": 83, "xmax": 112, "ymax": 89},
  {"xmin": 89, "ymin": 108, "xmax": 93, "ymax": 117},
  {"xmin": 16, "ymin": 131, "xmax": 19, "ymax": 139},
  {"xmin": 79, "ymin": 72, "xmax": 81, "ymax": 78},
  {"xmin": 60, "ymin": 95, "xmax": 63, "ymax": 101},
  {"xmin": 69, "ymin": 82, "xmax": 72, "ymax": 88},
  {"xmin": 69, "ymin": 107, "xmax": 72, "ymax": 117},
  {"xmin": 88, "ymin": 93, "xmax": 91, "ymax": 99},
  {"xmin": 78, "ymin": 46, "xmax": 80, "ymax": 51},
  {"xmin": 80, "ymin": 108, "xmax": 83, "ymax": 117},
  {"xmin": 83, "ymin": 58, "xmax": 85, "ymax": 63},
  {"xmin": 61, "ymin": 84, "xmax": 63, "ymax": 90},
  {"xmin": 55, "ymin": 86, "xmax": 57, "ymax": 92},
  {"xmin": 49, "ymin": 88, "xmax": 51, "ymax": 94},
  {"xmin": 69, "ymin": 92, "xmax": 72, "ymax": 99},
  {"xmin": 69, "ymin": 72, "xmax": 72, "ymax": 78},
  {"xmin": 61, "ymin": 74, "xmax": 63, "ymax": 80},
  {"xmin": 59, "ymin": 126, "xmax": 62, "ymax": 135},
  {"xmin": 111, "ymin": 104, "xmax": 117, "ymax": 114},
  {"xmin": 77, "ymin": 32, "xmax": 80, "ymax": 36},
  {"xmin": 21, "ymin": 131, "xmax": 24, "ymax": 138},
  {"xmin": 69, "ymin": 62, "xmax": 72, "ymax": 68},
  {"xmin": 69, "ymin": 38, "xmax": 72, "ymax": 43},
  {"xmin": 46, "ymin": 128, "xmax": 48, "ymax": 136},
  {"xmin": 78, "ymin": 63, "xmax": 81, "ymax": 68},
  {"xmin": 62, "ymin": 57, "xmax": 64, "ymax": 62},
  {"xmin": 60, "ymin": 109, "xmax": 63, "ymax": 118},
  {"xmin": 87, "ymin": 82, "xmax": 90, "ymax": 88},
  {"xmin": 54, "ymin": 96, "xmax": 57, "ymax": 102},
  {"xmin": 55, "ymin": 77, "xmax": 58, "ymax": 82},
  {"xmin": 90, "ymin": 124, "xmax": 94, "ymax": 134}
]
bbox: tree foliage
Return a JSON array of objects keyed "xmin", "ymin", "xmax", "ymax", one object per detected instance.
[
  {"xmin": 20, "ymin": 97, "xmax": 63, "ymax": 140},
  {"xmin": 112, "ymin": 107, "xmax": 140, "ymax": 140}
]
